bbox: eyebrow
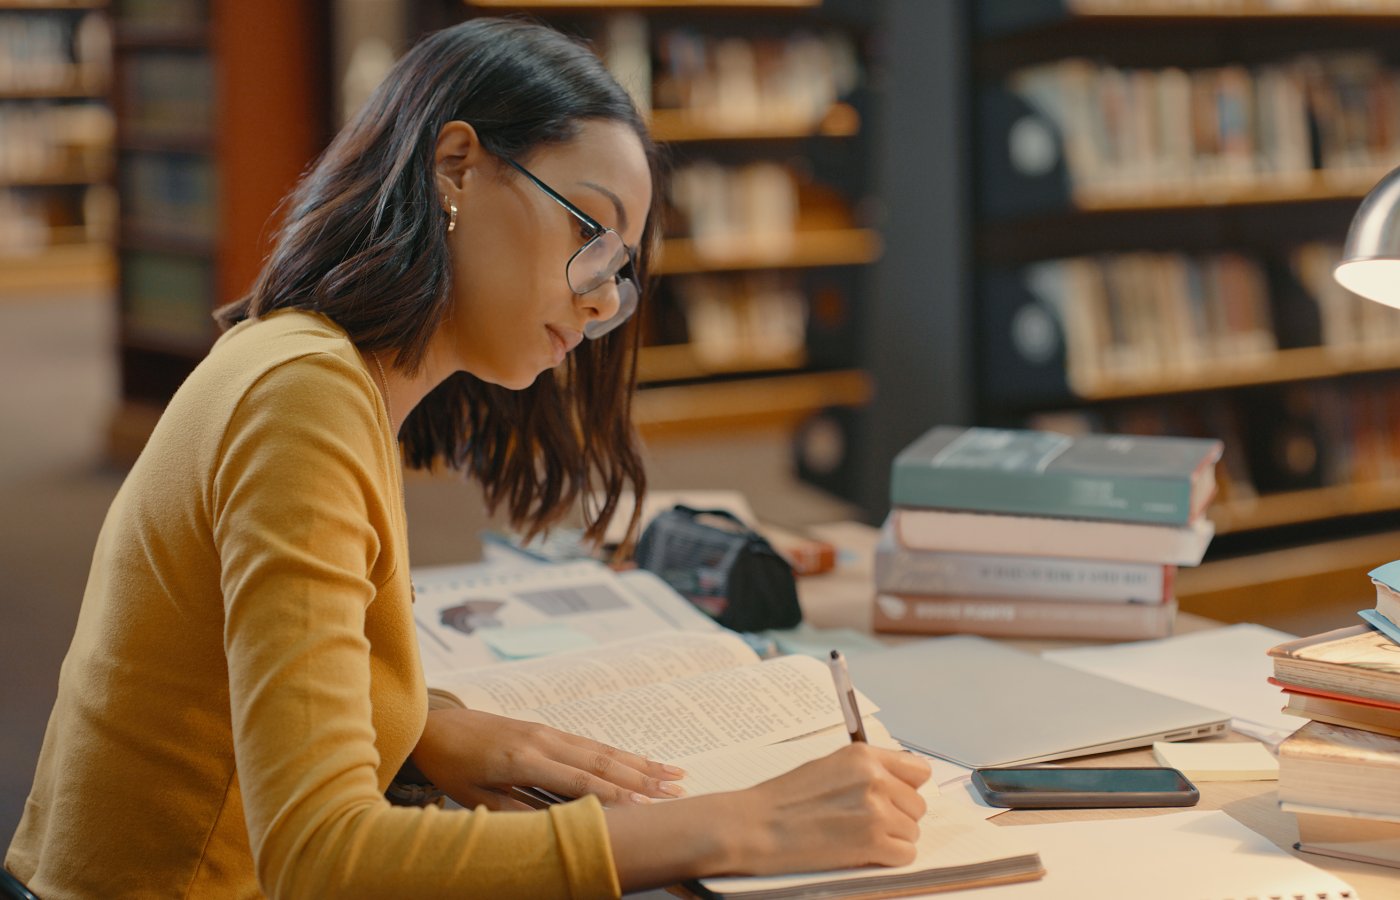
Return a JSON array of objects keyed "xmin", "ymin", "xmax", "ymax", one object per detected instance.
[{"xmin": 580, "ymin": 181, "xmax": 629, "ymax": 234}]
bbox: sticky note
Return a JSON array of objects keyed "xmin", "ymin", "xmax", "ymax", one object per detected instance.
[
  {"xmin": 481, "ymin": 624, "xmax": 597, "ymax": 659},
  {"xmin": 1152, "ymin": 740, "xmax": 1279, "ymax": 782}
]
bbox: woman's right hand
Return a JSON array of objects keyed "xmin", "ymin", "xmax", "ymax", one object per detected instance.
[
  {"xmin": 604, "ymin": 742, "xmax": 932, "ymax": 892},
  {"xmin": 723, "ymin": 743, "xmax": 932, "ymax": 875}
]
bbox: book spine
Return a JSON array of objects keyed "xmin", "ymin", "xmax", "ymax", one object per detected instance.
[
  {"xmin": 872, "ymin": 593, "xmax": 1176, "ymax": 641},
  {"xmin": 873, "ymin": 545, "xmax": 1171, "ymax": 603},
  {"xmin": 890, "ymin": 461, "xmax": 1196, "ymax": 525}
]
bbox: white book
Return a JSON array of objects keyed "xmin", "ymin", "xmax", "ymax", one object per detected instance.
[{"xmin": 890, "ymin": 506, "xmax": 1214, "ymax": 565}]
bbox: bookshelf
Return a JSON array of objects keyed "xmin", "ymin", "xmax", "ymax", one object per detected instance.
[
  {"xmin": 0, "ymin": 0, "xmax": 115, "ymax": 295},
  {"xmin": 107, "ymin": 0, "xmax": 330, "ymax": 463},
  {"xmin": 859, "ymin": 0, "xmax": 1400, "ymax": 577},
  {"xmin": 416, "ymin": 0, "xmax": 880, "ymax": 447}
]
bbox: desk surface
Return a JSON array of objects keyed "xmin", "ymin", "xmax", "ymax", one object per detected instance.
[{"xmin": 797, "ymin": 522, "xmax": 1399, "ymax": 897}]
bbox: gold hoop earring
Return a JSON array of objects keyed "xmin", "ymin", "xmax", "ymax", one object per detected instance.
[{"xmin": 446, "ymin": 201, "xmax": 458, "ymax": 234}]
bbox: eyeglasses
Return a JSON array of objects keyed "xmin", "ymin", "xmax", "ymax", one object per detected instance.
[{"xmin": 503, "ymin": 158, "xmax": 640, "ymax": 340}]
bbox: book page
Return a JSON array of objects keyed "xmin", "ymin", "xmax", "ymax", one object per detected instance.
[
  {"xmin": 515, "ymin": 654, "xmax": 864, "ymax": 761},
  {"xmin": 412, "ymin": 560, "xmax": 707, "ymax": 677},
  {"xmin": 434, "ymin": 631, "xmax": 758, "ymax": 715}
]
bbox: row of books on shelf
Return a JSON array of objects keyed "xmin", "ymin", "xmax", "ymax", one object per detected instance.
[
  {"xmin": 982, "ymin": 242, "xmax": 1400, "ymax": 405},
  {"xmin": 1032, "ymin": 375, "xmax": 1400, "ymax": 501},
  {"xmin": 0, "ymin": 102, "xmax": 112, "ymax": 182},
  {"xmin": 668, "ymin": 160, "xmax": 802, "ymax": 253},
  {"xmin": 991, "ymin": 240, "xmax": 1400, "ymax": 397},
  {"xmin": 118, "ymin": 0, "xmax": 205, "ymax": 31},
  {"xmin": 0, "ymin": 183, "xmax": 113, "ymax": 255},
  {"xmin": 0, "ymin": 11, "xmax": 109, "ymax": 94},
  {"xmin": 871, "ymin": 426, "xmax": 1222, "ymax": 641},
  {"xmin": 669, "ymin": 272, "xmax": 807, "ymax": 373},
  {"xmin": 121, "ymin": 150, "xmax": 215, "ymax": 241},
  {"xmin": 119, "ymin": 52, "xmax": 212, "ymax": 144},
  {"xmin": 598, "ymin": 14, "xmax": 858, "ymax": 129},
  {"xmin": 987, "ymin": 51, "xmax": 1400, "ymax": 215},
  {"xmin": 1269, "ymin": 562, "xmax": 1400, "ymax": 870}
]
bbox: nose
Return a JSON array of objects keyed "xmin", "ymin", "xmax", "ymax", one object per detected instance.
[{"xmin": 577, "ymin": 277, "xmax": 623, "ymax": 328}]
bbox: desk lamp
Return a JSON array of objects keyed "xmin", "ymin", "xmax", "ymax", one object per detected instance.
[{"xmin": 1335, "ymin": 164, "xmax": 1400, "ymax": 307}]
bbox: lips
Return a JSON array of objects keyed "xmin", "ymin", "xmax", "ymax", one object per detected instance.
[{"xmin": 545, "ymin": 325, "xmax": 582, "ymax": 365}]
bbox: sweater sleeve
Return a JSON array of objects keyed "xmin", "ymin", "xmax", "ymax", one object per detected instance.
[{"xmin": 210, "ymin": 352, "xmax": 621, "ymax": 900}]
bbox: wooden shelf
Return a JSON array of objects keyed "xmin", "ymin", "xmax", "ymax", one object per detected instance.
[
  {"xmin": 467, "ymin": 0, "xmax": 818, "ymax": 8},
  {"xmin": 649, "ymin": 103, "xmax": 859, "ymax": 143},
  {"xmin": 117, "ymin": 134, "xmax": 215, "ymax": 156},
  {"xmin": 637, "ymin": 343, "xmax": 805, "ymax": 383},
  {"xmin": 0, "ymin": 167, "xmax": 110, "ymax": 188},
  {"xmin": 0, "ymin": 83, "xmax": 104, "ymax": 100},
  {"xmin": 0, "ymin": 1, "xmax": 107, "ymax": 9},
  {"xmin": 114, "ymin": 25, "xmax": 210, "ymax": 50},
  {"xmin": 1063, "ymin": 0, "xmax": 1400, "ymax": 21},
  {"xmin": 0, "ymin": 241, "xmax": 113, "ymax": 294},
  {"xmin": 1070, "ymin": 344, "xmax": 1400, "ymax": 401},
  {"xmin": 657, "ymin": 228, "xmax": 881, "ymax": 275},
  {"xmin": 1212, "ymin": 480, "xmax": 1400, "ymax": 534},
  {"xmin": 1068, "ymin": 168, "xmax": 1391, "ymax": 214},
  {"xmin": 635, "ymin": 368, "xmax": 871, "ymax": 438},
  {"xmin": 120, "ymin": 224, "xmax": 216, "ymax": 257}
]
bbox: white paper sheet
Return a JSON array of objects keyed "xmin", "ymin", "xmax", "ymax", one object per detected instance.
[
  {"xmin": 960, "ymin": 811, "xmax": 1356, "ymax": 900},
  {"xmin": 1043, "ymin": 623, "xmax": 1303, "ymax": 745}
]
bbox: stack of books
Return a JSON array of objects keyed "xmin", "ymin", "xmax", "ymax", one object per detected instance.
[
  {"xmin": 874, "ymin": 426, "xmax": 1222, "ymax": 641},
  {"xmin": 1271, "ymin": 563, "xmax": 1400, "ymax": 870}
]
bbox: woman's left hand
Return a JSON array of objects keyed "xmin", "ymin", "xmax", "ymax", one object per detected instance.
[{"xmin": 409, "ymin": 707, "xmax": 687, "ymax": 811}]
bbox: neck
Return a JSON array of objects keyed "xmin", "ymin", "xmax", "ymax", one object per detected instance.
[{"xmin": 364, "ymin": 339, "xmax": 457, "ymax": 436}]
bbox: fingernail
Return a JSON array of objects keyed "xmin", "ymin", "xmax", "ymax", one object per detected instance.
[
  {"xmin": 661, "ymin": 764, "xmax": 686, "ymax": 777},
  {"xmin": 630, "ymin": 792, "xmax": 651, "ymax": 805},
  {"xmin": 659, "ymin": 781, "xmax": 685, "ymax": 797}
]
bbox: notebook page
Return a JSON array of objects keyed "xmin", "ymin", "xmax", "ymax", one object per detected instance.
[
  {"xmin": 672, "ymin": 719, "xmax": 901, "ymax": 796},
  {"xmin": 698, "ymin": 796, "xmax": 1040, "ymax": 895},
  {"xmin": 966, "ymin": 811, "xmax": 1356, "ymax": 900},
  {"xmin": 434, "ymin": 631, "xmax": 757, "ymax": 714}
]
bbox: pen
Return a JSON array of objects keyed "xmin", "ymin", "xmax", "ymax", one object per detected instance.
[{"xmin": 828, "ymin": 649, "xmax": 868, "ymax": 743}]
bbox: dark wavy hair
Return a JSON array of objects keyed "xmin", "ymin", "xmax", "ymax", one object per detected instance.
[{"xmin": 215, "ymin": 18, "xmax": 659, "ymax": 544}]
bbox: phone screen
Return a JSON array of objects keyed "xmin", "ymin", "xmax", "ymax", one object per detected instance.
[{"xmin": 977, "ymin": 767, "xmax": 1190, "ymax": 794}]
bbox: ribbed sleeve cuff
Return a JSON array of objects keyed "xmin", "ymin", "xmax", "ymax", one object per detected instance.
[{"xmin": 548, "ymin": 795, "xmax": 621, "ymax": 900}]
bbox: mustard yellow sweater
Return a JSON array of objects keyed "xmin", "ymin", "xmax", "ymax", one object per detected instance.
[{"xmin": 6, "ymin": 310, "xmax": 619, "ymax": 899}]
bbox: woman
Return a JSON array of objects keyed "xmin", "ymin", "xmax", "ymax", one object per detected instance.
[{"xmin": 6, "ymin": 18, "xmax": 928, "ymax": 899}]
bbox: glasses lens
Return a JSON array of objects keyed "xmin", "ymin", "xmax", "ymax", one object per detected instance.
[
  {"xmin": 568, "ymin": 231, "xmax": 629, "ymax": 294},
  {"xmin": 584, "ymin": 275, "xmax": 639, "ymax": 340}
]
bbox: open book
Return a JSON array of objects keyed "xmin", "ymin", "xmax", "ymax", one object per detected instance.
[{"xmin": 428, "ymin": 631, "xmax": 1045, "ymax": 898}]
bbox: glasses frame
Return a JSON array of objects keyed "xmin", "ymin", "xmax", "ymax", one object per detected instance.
[{"xmin": 503, "ymin": 157, "xmax": 640, "ymax": 338}]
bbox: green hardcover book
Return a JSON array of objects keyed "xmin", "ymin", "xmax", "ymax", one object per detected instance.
[{"xmin": 891, "ymin": 427, "xmax": 1222, "ymax": 525}]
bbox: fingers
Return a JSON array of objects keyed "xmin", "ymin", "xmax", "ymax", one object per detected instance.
[
  {"xmin": 873, "ymin": 747, "xmax": 933, "ymax": 788},
  {"xmin": 551, "ymin": 733, "xmax": 687, "ymax": 800}
]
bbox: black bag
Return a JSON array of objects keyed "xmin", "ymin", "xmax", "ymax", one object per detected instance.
[{"xmin": 634, "ymin": 505, "xmax": 802, "ymax": 632}]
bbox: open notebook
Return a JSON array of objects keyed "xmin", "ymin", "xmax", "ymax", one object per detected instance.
[
  {"xmin": 666, "ymin": 727, "xmax": 1043, "ymax": 899},
  {"xmin": 430, "ymin": 630, "xmax": 1045, "ymax": 898}
]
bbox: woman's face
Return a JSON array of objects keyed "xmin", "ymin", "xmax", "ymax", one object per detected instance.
[{"xmin": 437, "ymin": 119, "xmax": 652, "ymax": 390}]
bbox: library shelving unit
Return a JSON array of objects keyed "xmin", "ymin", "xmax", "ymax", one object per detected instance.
[
  {"xmin": 417, "ymin": 0, "xmax": 881, "ymax": 445},
  {"xmin": 107, "ymin": 0, "xmax": 330, "ymax": 462},
  {"xmin": 863, "ymin": 0, "xmax": 1400, "ymax": 615},
  {"xmin": 0, "ymin": 0, "xmax": 115, "ymax": 295}
]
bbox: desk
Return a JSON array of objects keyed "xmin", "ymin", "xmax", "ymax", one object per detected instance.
[{"xmin": 794, "ymin": 522, "xmax": 1400, "ymax": 898}]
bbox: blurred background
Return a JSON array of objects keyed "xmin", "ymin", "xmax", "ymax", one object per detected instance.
[{"xmin": 6, "ymin": 0, "xmax": 1400, "ymax": 844}]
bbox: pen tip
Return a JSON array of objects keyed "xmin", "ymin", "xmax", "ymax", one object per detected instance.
[{"xmin": 830, "ymin": 649, "xmax": 839, "ymax": 660}]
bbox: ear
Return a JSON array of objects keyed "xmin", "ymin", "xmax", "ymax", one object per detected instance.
[{"xmin": 434, "ymin": 120, "xmax": 487, "ymax": 204}]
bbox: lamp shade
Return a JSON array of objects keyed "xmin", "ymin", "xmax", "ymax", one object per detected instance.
[{"xmin": 1334, "ymin": 163, "xmax": 1400, "ymax": 309}]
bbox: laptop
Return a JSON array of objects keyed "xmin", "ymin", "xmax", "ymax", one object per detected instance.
[{"xmin": 846, "ymin": 635, "xmax": 1231, "ymax": 768}]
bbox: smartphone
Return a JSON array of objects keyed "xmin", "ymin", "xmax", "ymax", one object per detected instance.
[{"xmin": 971, "ymin": 766, "xmax": 1200, "ymax": 809}]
